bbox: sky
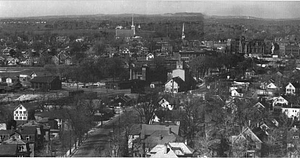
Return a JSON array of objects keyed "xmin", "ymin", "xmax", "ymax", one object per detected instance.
[{"xmin": 1, "ymin": 0, "xmax": 300, "ymax": 19}]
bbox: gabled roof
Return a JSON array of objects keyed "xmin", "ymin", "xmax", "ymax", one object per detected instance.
[
  {"xmin": 3, "ymin": 137, "xmax": 26, "ymax": 145},
  {"xmin": 30, "ymin": 76, "xmax": 59, "ymax": 83},
  {"xmin": 233, "ymin": 127, "xmax": 262, "ymax": 144},
  {"xmin": 150, "ymin": 146, "xmax": 178, "ymax": 158},
  {"xmin": 167, "ymin": 77, "xmax": 186, "ymax": 87},
  {"xmin": 253, "ymin": 102, "xmax": 265, "ymax": 109},
  {"xmin": 168, "ymin": 142, "xmax": 194, "ymax": 155},
  {"xmin": 144, "ymin": 130, "xmax": 179, "ymax": 148},
  {"xmin": 13, "ymin": 104, "xmax": 27, "ymax": 111}
]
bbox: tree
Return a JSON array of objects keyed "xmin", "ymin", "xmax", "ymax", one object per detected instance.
[
  {"xmin": 133, "ymin": 89, "xmax": 160, "ymax": 124},
  {"xmin": 106, "ymin": 57, "xmax": 127, "ymax": 81},
  {"xmin": 93, "ymin": 40, "xmax": 108, "ymax": 56},
  {"xmin": 65, "ymin": 94, "xmax": 97, "ymax": 147}
]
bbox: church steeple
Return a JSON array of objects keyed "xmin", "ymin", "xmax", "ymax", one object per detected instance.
[
  {"xmin": 131, "ymin": 15, "xmax": 136, "ymax": 35},
  {"xmin": 182, "ymin": 23, "xmax": 185, "ymax": 40}
]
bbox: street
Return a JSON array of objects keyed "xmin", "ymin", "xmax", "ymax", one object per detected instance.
[{"xmin": 71, "ymin": 113, "xmax": 124, "ymax": 157}]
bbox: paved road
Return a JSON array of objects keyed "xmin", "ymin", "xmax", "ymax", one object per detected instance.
[{"xmin": 72, "ymin": 113, "xmax": 123, "ymax": 157}]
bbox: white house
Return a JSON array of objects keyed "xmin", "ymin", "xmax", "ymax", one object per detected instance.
[
  {"xmin": 165, "ymin": 79, "xmax": 179, "ymax": 93},
  {"xmin": 231, "ymin": 89, "xmax": 243, "ymax": 97},
  {"xmin": 266, "ymin": 83, "xmax": 278, "ymax": 89},
  {"xmin": 165, "ymin": 77, "xmax": 185, "ymax": 94},
  {"xmin": 158, "ymin": 98, "xmax": 174, "ymax": 110},
  {"xmin": 6, "ymin": 77, "xmax": 13, "ymax": 84},
  {"xmin": 272, "ymin": 96, "xmax": 289, "ymax": 107},
  {"xmin": 148, "ymin": 142, "xmax": 194, "ymax": 158},
  {"xmin": 13, "ymin": 104, "xmax": 28, "ymax": 121},
  {"xmin": 282, "ymin": 107, "xmax": 300, "ymax": 119},
  {"xmin": 286, "ymin": 83, "xmax": 296, "ymax": 95}
]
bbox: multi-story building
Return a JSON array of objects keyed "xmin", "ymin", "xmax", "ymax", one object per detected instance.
[
  {"xmin": 13, "ymin": 104, "xmax": 28, "ymax": 121},
  {"xmin": 245, "ymin": 39, "xmax": 266, "ymax": 55},
  {"xmin": 280, "ymin": 44, "xmax": 300, "ymax": 57}
]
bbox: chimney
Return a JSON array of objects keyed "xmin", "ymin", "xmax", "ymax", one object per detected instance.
[{"xmin": 169, "ymin": 127, "xmax": 172, "ymax": 135}]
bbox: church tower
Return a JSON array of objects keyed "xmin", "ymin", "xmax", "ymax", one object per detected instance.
[
  {"xmin": 181, "ymin": 23, "xmax": 185, "ymax": 40},
  {"xmin": 131, "ymin": 15, "xmax": 136, "ymax": 35}
]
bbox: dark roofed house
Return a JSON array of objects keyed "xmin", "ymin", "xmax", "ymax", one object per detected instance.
[
  {"xmin": 116, "ymin": 29, "xmax": 134, "ymax": 41},
  {"xmin": 165, "ymin": 77, "xmax": 187, "ymax": 93},
  {"xmin": 30, "ymin": 76, "xmax": 61, "ymax": 91}
]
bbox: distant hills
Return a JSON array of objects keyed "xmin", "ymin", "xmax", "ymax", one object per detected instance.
[{"xmin": 1, "ymin": 12, "xmax": 300, "ymax": 21}]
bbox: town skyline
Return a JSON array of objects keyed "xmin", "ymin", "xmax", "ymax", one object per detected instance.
[{"xmin": 1, "ymin": 0, "xmax": 300, "ymax": 19}]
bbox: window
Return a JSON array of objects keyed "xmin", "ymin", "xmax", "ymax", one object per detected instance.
[
  {"xmin": 15, "ymin": 117, "xmax": 18, "ymax": 120},
  {"xmin": 23, "ymin": 117, "xmax": 27, "ymax": 120},
  {"xmin": 15, "ymin": 111, "xmax": 18, "ymax": 114}
]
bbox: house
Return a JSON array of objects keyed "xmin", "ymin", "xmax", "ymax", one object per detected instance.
[
  {"xmin": 13, "ymin": 104, "xmax": 28, "ymax": 122},
  {"xmin": 282, "ymin": 107, "xmax": 300, "ymax": 119},
  {"xmin": 0, "ymin": 130, "xmax": 14, "ymax": 142},
  {"xmin": 115, "ymin": 29, "xmax": 135, "ymax": 41},
  {"xmin": 34, "ymin": 109, "xmax": 71, "ymax": 131},
  {"xmin": 231, "ymin": 127, "xmax": 262, "ymax": 157},
  {"xmin": 286, "ymin": 82, "xmax": 300, "ymax": 95},
  {"xmin": 144, "ymin": 128, "xmax": 183, "ymax": 152},
  {"xmin": 149, "ymin": 142, "xmax": 194, "ymax": 158},
  {"xmin": 6, "ymin": 56, "xmax": 19, "ymax": 66},
  {"xmin": 130, "ymin": 123, "xmax": 181, "ymax": 156},
  {"xmin": 128, "ymin": 124, "xmax": 142, "ymax": 156},
  {"xmin": 5, "ymin": 76, "xmax": 19, "ymax": 86},
  {"xmin": 3, "ymin": 135, "xmax": 31, "ymax": 156},
  {"xmin": 245, "ymin": 69, "xmax": 256, "ymax": 79},
  {"xmin": 266, "ymin": 83, "xmax": 278, "ymax": 90},
  {"xmin": 223, "ymin": 100, "xmax": 238, "ymax": 114},
  {"xmin": 158, "ymin": 98, "xmax": 174, "ymax": 110},
  {"xmin": 253, "ymin": 102, "xmax": 265, "ymax": 111},
  {"xmin": 165, "ymin": 77, "xmax": 187, "ymax": 93},
  {"xmin": 30, "ymin": 76, "xmax": 61, "ymax": 90},
  {"xmin": 272, "ymin": 96, "xmax": 289, "ymax": 108},
  {"xmin": 231, "ymin": 89, "xmax": 243, "ymax": 98},
  {"xmin": 149, "ymin": 144, "xmax": 178, "ymax": 158}
]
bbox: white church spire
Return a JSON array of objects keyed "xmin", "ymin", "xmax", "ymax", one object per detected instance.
[
  {"xmin": 131, "ymin": 15, "xmax": 136, "ymax": 35},
  {"xmin": 182, "ymin": 23, "xmax": 185, "ymax": 40}
]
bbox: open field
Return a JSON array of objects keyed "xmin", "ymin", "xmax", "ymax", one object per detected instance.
[{"xmin": 0, "ymin": 67, "xmax": 46, "ymax": 77}]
